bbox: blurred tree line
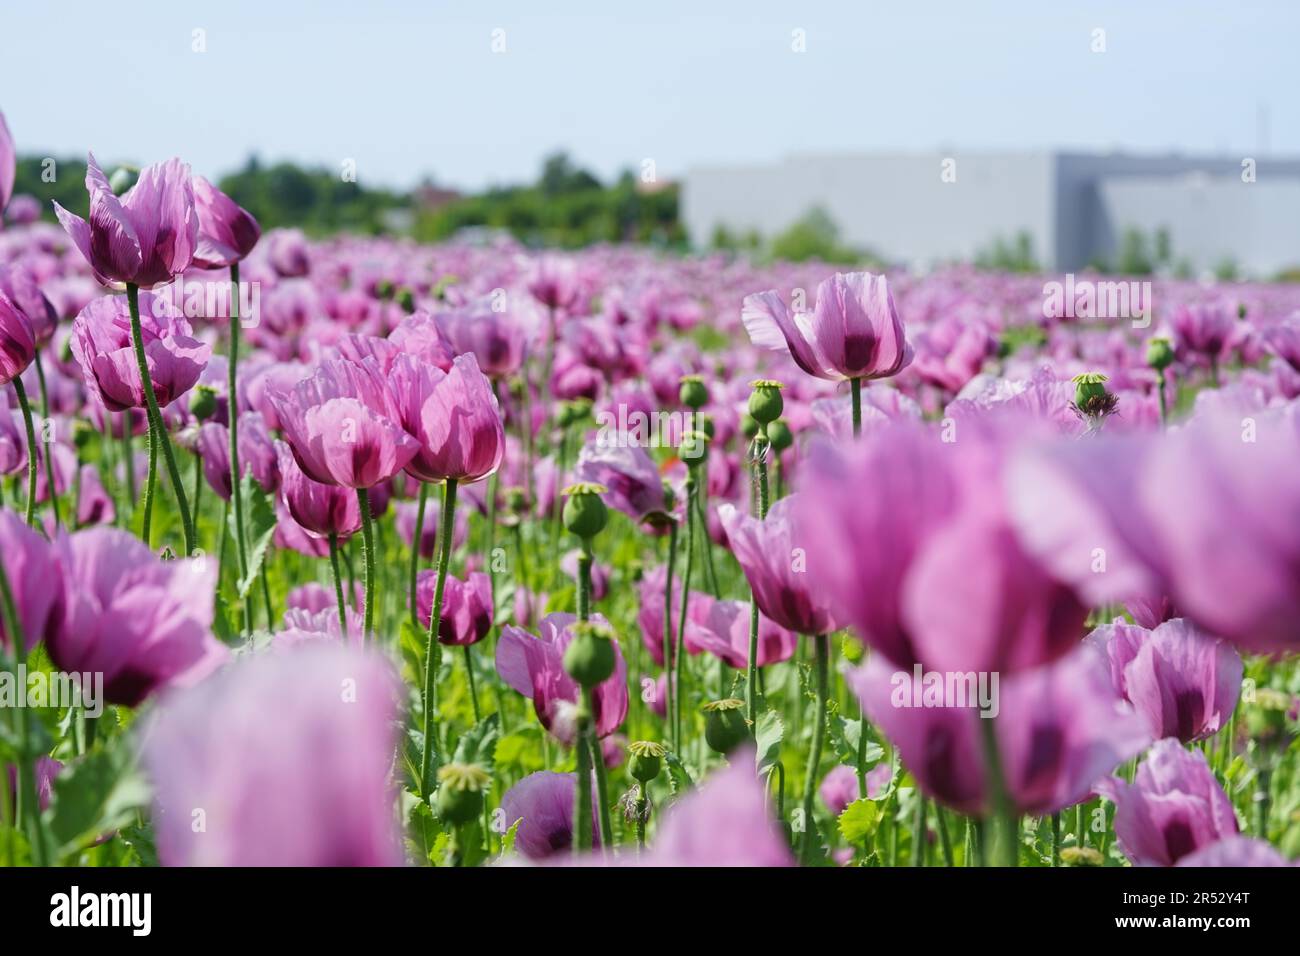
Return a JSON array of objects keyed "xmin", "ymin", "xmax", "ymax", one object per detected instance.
[
  {"xmin": 411, "ymin": 153, "xmax": 684, "ymax": 248},
  {"xmin": 9, "ymin": 151, "xmax": 684, "ymax": 247}
]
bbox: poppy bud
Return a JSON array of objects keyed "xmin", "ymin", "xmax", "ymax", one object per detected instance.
[
  {"xmin": 108, "ymin": 165, "xmax": 139, "ymax": 196},
  {"xmin": 766, "ymin": 419, "xmax": 793, "ymax": 453},
  {"xmin": 563, "ymin": 620, "xmax": 617, "ymax": 687},
  {"xmin": 740, "ymin": 413, "xmax": 759, "ymax": 440},
  {"xmin": 679, "ymin": 429, "xmax": 710, "ymax": 465},
  {"xmin": 696, "ymin": 413, "xmax": 715, "ymax": 440},
  {"xmin": 374, "ymin": 279, "xmax": 395, "ymax": 301},
  {"xmin": 747, "ymin": 379, "xmax": 784, "ymax": 425},
  {"xmin": 627, "ymin": 740, "xmax": 666, "ymax": 784},
  {"xmin": 396, "ymin": 286, "xmax": 416, "ymax": 314},
  {"xmin": 1145, "ymin": 337, "xmax": 1174, "ymax": 371},
  {"xmin": 189, "ymin": 384, "xmax": 219, "ymax": 422},
  {"xmin": 435, "ymin": 763, "xmax": 490, "ymax": 825},
  {"xmin": 702, "ymin": 698, "xmax": 751, "ymax": 754},
  {"xmin": 679, "ymin": 375, "xmax": 709, "ymax": 410},
  {"xmin": 562, "ymin": 482, "xmax": 609, "ymax": 540}
]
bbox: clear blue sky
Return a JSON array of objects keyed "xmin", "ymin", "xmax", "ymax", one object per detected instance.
[{"xmin": 2, "ymin": 0, "xmax": 1296, "ymax": 191}]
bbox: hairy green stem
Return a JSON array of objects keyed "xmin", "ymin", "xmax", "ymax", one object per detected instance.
[
  {"xmin": 11, "ymin": 378, "xmax": 39, "ymax": 529},
  {"xmin": 799, "ymin": 633, "xmax": 829, "ymax": 864},
  {"xmin": 32, "ymin": 354, "xmax": 61, "ymax": 529},
  {"xmin": 419, "ymin": 479, "xmax": 458, "ymax": 796}
]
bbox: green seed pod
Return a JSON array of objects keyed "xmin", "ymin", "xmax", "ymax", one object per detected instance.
[
  {"xmin": 563, "ymin": 620, "xmax": 617, "ymax": 687},
  {"xmin": 696, "ymin": 413, "xmax": 715, "ymax": 440},
  {"xmin": 747, "ymin": 379, "xmax": 785, "ymax": 425},
  {"xmin": 740, "ymin": 413, "xmax": 760, "ymax": 440},
  {"xmin": 765, "ymin": 419, "xmax": 793, "ymax": 453},
  {"xmin": 1237, "ymin": 302, "xmax": 1248, "ymax": 320},
  {"xmin": 679, "ymin": 374, "xmax": 709, "ymax": 410},
  {"xmin": 702, "ymin": 698, "xmax": 751, "ymax": 755},
  {"xmin": 505, "ymin": 486, "xmax": 528, "ymax": 514},
  {"xmin": 374, "ymin": 279, "xmax": 395, "ymax": 301},
  {"xmin": 396, "ymin": 286, "xmax": 416, "ymax": 314},
  {"xmin": 1072, "ymin": 372, "xmax": 1109, "ymax": 406},
  {"xmin": 627, "ymin": 741, "xmax": 666, "ymax": 784},
  {"xmin": 562, "ymin": 482, "xmax": 609, "ymax": 540},
  {"xmin": 679, "ymin": 429, "xmax": 710, "ymax": 465},
  {"xmin": 1145, "ymin": 337, "xmax": 1174, "ymax": 372},
  {"xmin": 108, "ymin": 166, "xmax": 139, "ymax": 196},
  {"xmin": 435, "ymin": 763, "xmax": 490, "ymax": 825},
  {"xmin": 189, "ymin": 384, "xmax": 219, "ymax": 422}
]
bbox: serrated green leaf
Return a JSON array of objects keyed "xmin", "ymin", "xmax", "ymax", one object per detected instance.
[
  {"xmin": 838, "ymin": 797, "xmax": 882, "ymax": 844},
  {"xmin": 454, "ymin": 713, "xmax": 500, "ymax": 774},
  {"xmin": 754, "ymin": 710, "xmax": 783, "ymax": 775},
  {"xmin": 232, "ymin": 474, "xmax": 277, "ymax": 599},
  {"xmin": 665, "ymin": 752, "xmax": 693, "ymax": 795}
]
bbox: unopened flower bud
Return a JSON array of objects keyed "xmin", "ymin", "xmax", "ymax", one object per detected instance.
[
  {"xmin": 563, "ymin": 620, "xmax": 617, "ymax": 687},
  {"xmin": 189, "ymin": 384, "xmax": 219, "ymax": 422},
  {"xmin": 679, "ymin": 375, "xmax": 709, "ymax": 410},
  {"xmin": 1145, "ymin": 338, "xmax": 1174, "ymax": 372}
]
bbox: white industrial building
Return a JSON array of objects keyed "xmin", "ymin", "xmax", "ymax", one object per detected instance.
[{"xmin": 682, "ymin": 151, "xmax": 1300, "ymax": 275}]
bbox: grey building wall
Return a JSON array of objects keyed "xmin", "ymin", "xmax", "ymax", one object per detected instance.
[{"xmin": 683, "ymin": 151, "xmax": 1300, "ymax": 275}]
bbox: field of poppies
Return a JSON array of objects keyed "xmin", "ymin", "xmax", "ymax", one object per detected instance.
[{"xmin": 1, "ymin": 109, "xmax": 1299, "ymax": 869}]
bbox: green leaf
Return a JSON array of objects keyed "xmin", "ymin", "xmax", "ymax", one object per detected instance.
[
  {"xmin": 754, "ymin": 710, "xmax": 783, "ymax": 775},
  {"xmin": 665, "ymin": 752, "xmax": 694, "ymax": 795},
  {"xmin": 500, "ymin": 818, "xmax": 521, "ymax": 857},
  {"xmin": 232, "ymin": 475, "xmax": 277, "ymax": 599},
  {"xmin": 44, "ymin": 737, "xmax": 150, "ymax": 859},
  {"xmin": 838, "ymin": 798, "xmax": 882, "ymax": 845},
  {"xmin": 453, "ymin": 713, "xmax": 500, "ymax": 774}
]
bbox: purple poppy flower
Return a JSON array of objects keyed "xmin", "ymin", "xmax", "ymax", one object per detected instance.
[
  {"xmin": 1097, "ymin": 739, "xmax": 1238, "ymax": 867},
  {"xmin": 196, "ymin": 411, "xmax": 279, "ymax": 500},
  {"xmin": 144, "ymin": 644, "xmax": 403, "ymax": 866},
  {"xmin": 54, "ymin": 154, "xmax": 198, "ymax": 288},
  {"xmin": 191, "ymin": 175, "xmax": 261, "ymax": 268},
  {"xmin": 265, "ymin": 228, "xmax": 311, "ymax": 278},
  {"xmin": 1175, "ymin": 836, "xmax": 1294, "ymax": 867},
  {"xmin": 0, "ymin": 262, "xmax": 59, "ymax": 347},
  {"xmin": 389, "ymin": 351, "xmax": 504, "ymax": 484},
  {"xmin": 394, "ymin": 496, "xmax": 468, "ymax": 559},
  {"xmin": 0, "ymin": 290, "xmax": 35, "ymax": 385},
  {"xmin": 4, "ymin": 757, "xmax": 62, "ymax": 814},
  {"xmin": 70, "ymin": 292, "xmax": 210, "ymax": 411},
  {"xmin": 719, "ymin": 495, "xmax": 844, "ymax": 637},
  {"xmin": 637, "ymin": 748, "xmax": 793, "ymax": 867},
  {"xmin": 434, "ymin": 297, "xmax": 530, "ymax": 379},
  {"xmin": 682, "ymin": 594, "xmax": 799, "ymax": 668},
  {"xmin": 274, "ymin": 440, "xmax": 362, "ymax": 539},
  {"xmin": 500, "ymin": 771, "xmax": 600, "ymax": 860},
  {"xmin": 742, "ymin": 272, "xmax": 912, "ymax": 382},
  {"xmin": 388, "ymin": 310, "xmax": 456, "ymax": 372},
  {"xmin": 1263, "ymin": 315, "xmax": 1300, "ymax": 373},
  {"xmin": 0, "ymin": 511, "xmax": 62, "ymax": 653},
  {"xmin": 416, "ymin": 570, "xmax": 493, "ymax": 646},
  {"xmin": 1089, "ymin": 618, "xmax": 1241, "ymax": 743},
  {"xmin": 850, "ymin": 644, "xmax": 1151, "ymax": 817},
  {"xmin": 496, "ymin": 613, "xmax": 628, "ymax": 744},
  {"xmin": 48, "ymin": 527, "xmax": 228, "ymax": 706},
  {"xmin": 0, "ymin": 391, "xmax": 26, "ymax": 476},
  {"xmin": 270, "ymin": 357, "xmax": 419, "ymax": 489},
  {"xmin": 1170, "ymin": 302, "xmax": 1233, "ymax": 364},
  {"xmin": 572, "ymin": 439, "xmax": 672, "ymax": 525}
]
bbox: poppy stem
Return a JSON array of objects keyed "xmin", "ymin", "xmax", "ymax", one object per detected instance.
[
  {"xmin": 572, "ymin": 692, "xmax": 594, "ymax": 853},
  {"xmin": 675, "ymin": 469, "xmax": 696, "ymax": 751},
  {"xmin": 10, "ymin": 377, "xmax": 39, "ymax": 529},
  {"xmin": 745, "ymin": 429, "xmax": 771, "ymax": 725},
  {"xmin": 0, "ymin": 552, "xmax": 49, "ymax": 865},
  {"xmin": 912, "ymin": 794, "xmax": 928, "ymax": 866},
  {"xmin": 408, "ymin": 481, "xmax": 428, "ymax": 627},
  {"xmin": 635, "ymin": 783, "xmax": 647, "ymax": 850},
  {"xmin": 227, "ymin": 262, "xmax": 251, "ymax": 631},
  {"xmin": 328, "ymin": 532, "xmax": 348, "ymax": 636},
  {"xmin": 977, "ymin": 714, "xmax": 1018, "ymax": 866},
  {"xmin": 663, "ymin": 521, "xmax": 678, "ymax": 750},
  {"xmin": 799, "ymin": 632, "xmax": 829, "ymax": 864},
  {"xmin": 32, "ymin": 353, "xmax": 62, "ymax": 530},
  {"xmin": 587, "ymin": 696, "xmax": 613, "ymax": 850},
  {"xmin": 849, "ymin": 376, "xmax": 870, "ymax": 799},
  {"xmin": 463, "ymin": 645, "xmax": 480, "ymax": 722},
  {"xmin": 576, "ymin": 535, "xmax": 593, "ymax": 622},
  {"xmin": 141, "ymin": 420, "xmax": 157, "ymax": 547},
  {"xmin": 124, "ymin": 284, "xmax": 196, "ymax": 557},
  {"xmin": 356, "ymin": 487, "xmax": 375, "ymax": 640},
  {"xmin": 420, "ymin": 478, "xmax": 458, "ymax": 798}
]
